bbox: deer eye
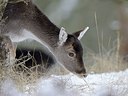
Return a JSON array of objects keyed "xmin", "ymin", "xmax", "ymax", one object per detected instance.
[{"xmin": 68, "ymin": 52, "xmax": 76, "ymax": 57}]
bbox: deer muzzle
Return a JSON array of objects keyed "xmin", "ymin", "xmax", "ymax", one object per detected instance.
[{"xmin": 76, "ymin": 67, "xmax": 87, "ymax": 77}]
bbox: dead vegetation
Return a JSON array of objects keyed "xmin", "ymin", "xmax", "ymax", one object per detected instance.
[
  {"xmin": 86, "ymin": 52, "xmax": 128, "ymax": 73},
  {"xmin": 0, "ymin": 54, "xmax": 68, "ymax": 92}
]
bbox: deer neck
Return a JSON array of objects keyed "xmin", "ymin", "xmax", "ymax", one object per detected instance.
[
  {"xmin": 28, "ymin": 6, "xmax": 61, "ymax": 51},
  {"xmin": 24, "ymin": 25, "xmax": 59, "ymax": 52},
  {"xmin": 3, "ymin": 1, "xmax": 61, "ymax": 53}
]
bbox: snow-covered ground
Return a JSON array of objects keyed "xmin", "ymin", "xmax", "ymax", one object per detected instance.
[{"xmin": 1, "ymin": 69, "xmax": 128, "ymax": 96}]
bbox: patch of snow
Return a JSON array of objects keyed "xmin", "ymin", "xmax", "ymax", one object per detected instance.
[
  {"xmin": 1, "ymin": 69, "xmax": 128, "ymax": 96},
  {"xmin": 0, "ymin": 78, "xmax": 27, "ymax": 96},
  {"xmin": 35, "ymin": 77, "xmax": 81, "ymax": 96}
]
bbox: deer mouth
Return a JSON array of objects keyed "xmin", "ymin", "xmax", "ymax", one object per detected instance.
[
  {"xmin": 74, "ymin": 72, "xmax": 88, "ymax": 78},
  {"xmin": 75, "ymin": 67, "xmax": 87, "ymax": 77}
]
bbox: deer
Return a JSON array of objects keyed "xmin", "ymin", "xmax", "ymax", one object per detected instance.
[{"xmin": 0, "ymin": 0, "xmax": 89, "ymax": 77}]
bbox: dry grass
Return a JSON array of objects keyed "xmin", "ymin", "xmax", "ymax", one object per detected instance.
[
  {"xmin": 84, "ymin": 27, "xmax": 128, "ymax": 73},
  {"xmin": 83, "ymin": 12, "xmax": 128, "ymax": 74},
  {"xmin": 85, "ymin": 51, "xmax": 128, "ymax": 73},
  {"xmin": 0, "ymin": 54, "xmax": 69, "ymax": 93}
]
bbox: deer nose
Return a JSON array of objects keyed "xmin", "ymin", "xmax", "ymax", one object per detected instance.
[
  {"xmin": 76, "ymin": 67, "xmax": 87, "ymax": 77},
  {"xmin": 82, "ymin": 73, "xmax": 87, "ymax": 77}
]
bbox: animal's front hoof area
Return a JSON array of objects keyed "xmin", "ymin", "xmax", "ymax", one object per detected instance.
[{"xmin": 0, "ymin": 35, "xmax": 15, "ymax": 65}]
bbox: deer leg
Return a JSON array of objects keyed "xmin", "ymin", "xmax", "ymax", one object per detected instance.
[{"xmin": 0, "ymin": 35, "xmax": 15, "ymax": 66}]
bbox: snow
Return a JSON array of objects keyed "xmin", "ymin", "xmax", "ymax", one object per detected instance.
[
  {"xmin": 1, "ymin": 70, "xmax": 128, "ymax": 96},
  {"xmin": 0, "ymin": 79, "xmax": 27, "ymax": 96}
]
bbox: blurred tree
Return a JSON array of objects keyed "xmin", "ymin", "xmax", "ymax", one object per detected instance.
[{"xmin": 116, "ymin": 0, "xmax": 128, "ymax": 61}]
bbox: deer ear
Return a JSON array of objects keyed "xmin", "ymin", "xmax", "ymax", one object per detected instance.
[
  {"xmin": 58, "ymin": 27, "xmax": 68, "ymax": 46},
  {"xmin": 73, "ymin": 27, "xmax": 89, "ymax": 40}
]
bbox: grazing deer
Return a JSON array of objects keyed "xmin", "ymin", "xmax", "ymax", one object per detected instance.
[{"xmin": 0, "ymin": 0, "xmax": 89, "ymax": 77}]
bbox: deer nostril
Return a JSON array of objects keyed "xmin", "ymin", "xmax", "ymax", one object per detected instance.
[
  {"xmin": 83, "ymin": 73, "xmax": 87, "ymax": 77},
  {"xmin": 76, "ymin": 67, "xmax": 87, "ymax": 77}
]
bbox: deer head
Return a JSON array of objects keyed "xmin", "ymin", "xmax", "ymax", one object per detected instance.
[{"xmin": 54, "ymin": 27, "xmax": 89, "ymax": 77}]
